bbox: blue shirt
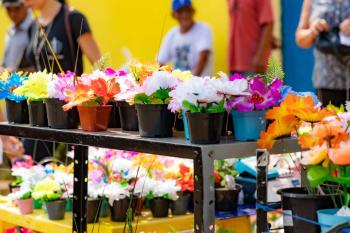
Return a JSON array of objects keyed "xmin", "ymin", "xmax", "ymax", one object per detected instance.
[{"xmin": 2, "ymin": 11, "xmax": 32, "ymax": 71}]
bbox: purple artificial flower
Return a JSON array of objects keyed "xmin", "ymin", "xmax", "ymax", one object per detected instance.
[
  {"xmin": 228, "ymin": 78, "xmax": 282, "ymax": 112},
  {"xmin": 229, "ymin": 73, "xmax": 245, "ymax": 81},
  {"xmin": 105, "ymin": 68, "xmax": 117, "ymax": 77}
]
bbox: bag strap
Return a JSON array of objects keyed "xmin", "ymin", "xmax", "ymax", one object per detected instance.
[{"xmin": 63, "ymin": 6, "xmax": 77, "ymax": 73}]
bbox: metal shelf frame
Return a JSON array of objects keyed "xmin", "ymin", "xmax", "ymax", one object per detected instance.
[{"xmin": 0, "ymin": 123, "xmax": 301, "ymax": 233}]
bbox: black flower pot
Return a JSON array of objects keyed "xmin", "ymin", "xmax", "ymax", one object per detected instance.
[
  {"xmin": 171, "ymin": 192, "xmax": 191, "ymax": 215},
  {"xmin": 215, "ymin": 185, "xmax": 241, "ymax": 212},
  {"xmin": 278, "ymin": 187, "xmax": 341, "ymax": 233},
  {"xmin": 28, "ymin": 101, "xmax": 48, "ymax": 127},
  {"xmin": 136, "ymin": 104, "xmax": 175, "ymax": 138},
  {"xmin": 5, "ymin": 99, "xmax": 29, "ymax": 124},
  {"xmin": 87, "ymin": 199, "xmax": 101, "ymax": 223},
  {"xmin": 150, "ymin": 197, "xmax": 170, "ymax": 218},
  {"xmin": 110, "ymin": 198, "xmax": 137, "ymax": 222},
  {"xmin": 108, "ymin": 102, "xmax": 121, "ymax": 128},
  {"xmin": 117, "ymin": 101, "xmax": 139, "ymax": 131},
  {"xmin": 45, "ymin": 200, "xmax": 66, "ymax": 220},
  {"xmin": 186, "ymin": 112, "xmax": 224, "ymax": 144},
  {"xmin": 45, "ymin": 98, "xmax": 79, "ymax": 129}
]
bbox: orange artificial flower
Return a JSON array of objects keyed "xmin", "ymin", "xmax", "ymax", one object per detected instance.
[
  {"xmin": 329, "ymin": 140, "xmax": 350, "ymax": 165},
  {"xmin": 302, "ymin": 143, "xmax": 328, "ymax": 165},
  {"xmin": 63, "ymin": 84, "xmax": 94, "ymax": 111},
  {"xmin": 293, "ymin": 108, "xmax": 335, "ymax": 123},
  {"xmin": 284, "ymin": 94, "xmax": 315, "ymax": 112}
]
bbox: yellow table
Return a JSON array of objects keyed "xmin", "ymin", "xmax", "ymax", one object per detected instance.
[{"xmin": 0, "ymin": 198, "xmax": 251, "ymax": 233}]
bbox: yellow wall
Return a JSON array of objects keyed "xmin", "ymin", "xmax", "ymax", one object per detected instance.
[{"xmin": 0, "ymin": 0, "xmax": 280, "ymax": 73}]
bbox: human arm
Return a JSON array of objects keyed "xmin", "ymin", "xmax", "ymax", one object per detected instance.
[
  {"xmin": 296, "ymin": 0, "xmax": 329, "ymax": 48},
  {"xmin": 340, "ymin": 19, "xmax": 350, "ymax": 36},
  {"xmin": 193, "ymin": 50, "xmax": 210, "ymax": 76},
  {"xmin": 253, "ymin": 22, "xmax": 273, "ymax": 73},
  {"xmin": 77, "ymin": 33, "xmax": 101, "ymax": 65}
]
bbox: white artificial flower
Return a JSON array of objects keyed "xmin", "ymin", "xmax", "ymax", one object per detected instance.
[
  {"xmin": 142, "ymin": 71, "xmax": 178, "ymax": 96},
  {"xmin": 88, "ymin": 181, "xmax": 106, "ymax": 200},
  {"xmin": 115, "ymin": 74, "xmax": 140, "ymax": 101},
  {"xmin": 110, "ymin": 158, "xmax": 133, "ymax": 174},
  {"xmin": 152, "ymin": 180, "xmax": 180, "ymax": 201},
  {"xmin": 346, "ymin": 101, "xmax": 350, "ymax": 112},
  {"xmin": 104, "ymin": 183, "xmax": 130, "ymax": 206},
  {"xmin": 8, "ymin": 188, "xmax": 32, "ymax": 201},
  {"xmin": 134, "ymin": 177, "xmax": 157, "ymax": 197},
  {"xmin": 210, "ymin": 77, "xmax": 249, "ymax": 96}
]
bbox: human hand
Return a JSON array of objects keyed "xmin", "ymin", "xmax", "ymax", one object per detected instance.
[
  {"xmin": 310, "ymin": 19, "xmax": 329, "ymax": 37},
  {"xmin": 2, "ymin": 136, "xmax": 25, "ymax": 160},
  {"xmin": 340, "ymin": 19, "xmax": 350, "ymax": 36}
]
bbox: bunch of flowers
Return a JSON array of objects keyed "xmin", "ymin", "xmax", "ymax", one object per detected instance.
[
  {"xmin": 13, "ymin": 71, "xmax": 52, "ymax": 101},
  {"xmin": 32, "ymin": 177, "xmax": 64, "ymax": 202},
  {"xmin": 0, "ymin": 71, "xmax": 27, "ymax": 102},
  {"xmin": 47, "ymin": 71, "xmax": 76, "ymax": 101},
  {"xmin": 258, "ymin": 94, "xmax": 335, "ymax": 150},
  {"xmin": 128, "ymin": 61, "xmax": 171, "ymax": 85},
  {"xmin": 104, "ymin": 182, "xmax": 131, "ymax": 206},
  {"xmin": 214, "ymin": 159, "xmax": 238, "ymax": 188},
  {"xmin": 176, "ymin": 163, "xmax": 194, "ymax": 193},
  {"xmin": 133, "ymin": 70, "xmax": 178, "ymax": 105},
  {"xmin": 63, "ymin": 73, "xmax": 120, "ymax": 111},
  {"xmin": 135, "ymin": 177, "xmax": 180, "ymax": 201},
  {"xmin": 169, "ymin": 74, "xmax": 248, "ymax": 113}
]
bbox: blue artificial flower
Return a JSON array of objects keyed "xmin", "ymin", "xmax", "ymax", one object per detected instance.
[
  {"xmin": 280, "ymin": 86, "xmax": 319, "ymax": 105},
  {"xmin": 0, "ymin": 73, "xmax": 27, "ymax": 102}
]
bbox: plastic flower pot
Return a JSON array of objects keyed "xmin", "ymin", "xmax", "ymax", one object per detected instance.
[
  {"xmin": 108, "ymin": 101, "xmax": 121, "ymax": 128},
  {"xmin": 136, "ymin": 104, "xmax": 175, "ymax": 138},
  {"xmin": 317, "ymin": 208, "xmax": 350, "ymax": 232},
  {"xmin": 186, "ymin": 112, "xmax": 224, "ymax": 144},
  {"xmin": 17, "ymin": 198, "xmax": 33, "ymax": 215},
  {"xmin": 215, "ymin": 185, "xmax": 242, "ymax": 212},
  {"xmin": 135, "ymin": 197, "xmax": 144, "ymax": 216},
  {"xmin": 33, "ymin": 199, "xmax": 42, "ymax": 209},
  {"xmin": 182, "ymin": 111, "xmax": 190, "ymax": 140},
  {"xmin": 28, "ymin": 101, "xmax": 48, "ymax": 127},
  {"xmin": 150, "ymin": 197, "xmax": 170, "ymax": 218},
  {"xmin": 45, "ymin": 98, "xmax": 79, "ymax": 129},
  {"xmin": 117, "ymin": 101, "xmax": 139, "ymax": 131},
  {"xmin": 5, "ymin": 99, "xmax": 29, "ymax": 124},
  {"xmin": 171, "ymin": 192, "xmax": 191, "ymax": 215},
  {"xmin": 231, "ymin": 110, "xmax": 267, "ymax": 141},
  {"xmin": 77, "ymin": 105, "xmax": 112, "ymax": 132},
  {"xmin": 278, "ymin": 187, "xmax": 341, "ymax": 233},
  {"xmin": 87, "ymin": 199, "xmax": 101, "ymax": 223},
  {"xmin": 110, "ymin": 198, "xmax": 137, "ymax": 222},
  {"xmin": 45, "ymin": 200, "xmax": 66, "ymax": 220}
]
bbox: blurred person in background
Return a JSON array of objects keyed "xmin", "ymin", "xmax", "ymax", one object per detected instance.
[
  {"xmin": 227, "ymin": 0, "xmax": 274, "ymax": 75},
  {"xmin": 1, "ymin": 0, "xmax": 32, "ymax": 72},
  {"xmin": 19, "ymin": 0, "xmax": 101, "ymax": 161},
  {"xmin": 20, "ymin": 0, "xmax": 101, "ymax": 75},
  {"xmin": 0, "ymin": 0, "xmax": 28, "ymax": 160},
  {"xmin": 158, "ymin": 0, "xmax": 213, "ymax": 76},
  {"xmin": 296, "ymin": 0, "xmax": 350, "ymax": 107}
]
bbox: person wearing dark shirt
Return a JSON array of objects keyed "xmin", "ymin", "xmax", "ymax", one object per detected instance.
[
  {"xmin": 20, "ymin": 0, "xmax": 101, "ymax": 161},
  {"xmin": 21, "ymin": 0, "xmax": 101, "ymax": 75}
]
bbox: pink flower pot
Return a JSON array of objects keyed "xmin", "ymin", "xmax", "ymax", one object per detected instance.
[{"xmin": 17, "ymin": 198, "xmax": 34, "ymax": 215}]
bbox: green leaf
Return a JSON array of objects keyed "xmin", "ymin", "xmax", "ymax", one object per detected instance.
[
  {"xmin": 182, "ymin": 100, "xmax": 199, "ymax": 113},
  {"xmin": 20, "ymin": 191, "xmax": 32, "ymax": 200},
  {"xmin": 152, "ymin": 89, "xmax": 170, "ymax": 102},
  {"xmin": 307, "ymin": 166, "xmax": 330, "ymax": 188},
  {"xmin": 265, "ymin": 56, "xmax": 284, "ymax": 84},
  {"xmin": 145, "ymin": 192, "xmax": 154, "ymax": 201},
  {"xmin": 206, "ymin": 100, "xmax": 225, "ymax": 113},
  {"xmin": 134, "ymin": 93, "xmax": 151, "ymax": 104}
]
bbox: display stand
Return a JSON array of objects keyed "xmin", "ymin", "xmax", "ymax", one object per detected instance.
[{"xmin": 0, "ymin": 123, "xmax": 301, "ymax": 233}]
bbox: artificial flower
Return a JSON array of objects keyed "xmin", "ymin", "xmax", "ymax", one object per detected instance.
[
  {"xmin": 302, "ymin": 143, "xmax": 328, "ymax": 165},
  {"xmin": 141, "ymin": 71, "xmax": 178, "ymax": 96},
  {"xmin": 104, "ymin": 182, "xmax": 130, "ymax": 206},
  {"xmin": 0, "ymin": 72, "xmax": 27, "ymax": 102},
  {"xmin": 47, "ymin": 71, "xmax": 75, "ymax": 101},
  {"xmin": 329, "ymin": 140, "xmax": 350, "ymax": 165}
]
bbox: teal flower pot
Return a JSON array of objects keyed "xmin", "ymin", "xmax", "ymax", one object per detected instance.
[
  {"xmin": 65, "ymin": 198, "xmax": 73, "ymax": 212},
  {"xmin": 231, "ymin": 110, "xmax": 267, "ymax": 141},
  {"xmin": 317, "ymin": 209, "xmax": 350, "ymax": 232}
]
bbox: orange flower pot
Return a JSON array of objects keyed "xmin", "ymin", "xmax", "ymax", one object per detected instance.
[{"xmin": 77, "ymin": 105, "xmax": 112, "ymax": 132}]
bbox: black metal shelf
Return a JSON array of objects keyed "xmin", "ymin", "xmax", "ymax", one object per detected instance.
[{"xmin": 0, "ymin": 122, "xmax": 300, "ymax": 233}]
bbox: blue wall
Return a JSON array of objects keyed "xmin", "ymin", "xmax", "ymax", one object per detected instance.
[{"xmin": 281, "ymin": 0, "xmax": 315, "ymax": 92}]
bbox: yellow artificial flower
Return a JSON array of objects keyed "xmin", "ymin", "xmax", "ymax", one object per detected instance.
[
  {"xmin": 0, "ymin": 70, "xmax": 10, "ymax": 81},
  {"xmin": 171, "ymin": 70, "xmax": 193, "ymax": 81}
]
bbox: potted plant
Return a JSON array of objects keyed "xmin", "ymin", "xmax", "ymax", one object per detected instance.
[
  {"xmin": 142, "ymin": 179, "xmax": 180, "ymax": 218},
  {"xmin": 13, "ymin": 71, "xmax": 51, "ymax": 127},
  {"xmin": 45, "ymin": 71, "xmax": 79, "ymax": 129},
  {"xmin": 9, "ymin": 189, "xmax": 33, "ymax": 215},
  {"xmin": 0, "ymin": 71, "xmax": 29, "ymax": 124},
  {"xmin": 63, "ymin": 76, "xmax": 120, "ymax": 132},
  {"xmin": 32, "ymin": 177, "xmax": 66, "ymax": 220},
  {"xmin": 214, "ymin": 160, "xmax": 241, "ymax": 212},
  {"xmin": 134, "ymin": 70, "xmax": 177, "ymax": 138},
  {"xmin": 104, "ymin": 182, "xmax": 136, "ymax": 222},
  {"xmin": 171, "ymin": 163, "xmax": 194, "ymax": 215}
]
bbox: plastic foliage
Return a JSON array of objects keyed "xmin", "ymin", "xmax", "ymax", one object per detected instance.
[
  {"xmin": 264, "ymin": 56, "xmax": 285, "ymax": 84},
  {"xmin": 214, "ymin": 160, "xmax": 238, "ymax": 187},
  {"xmin": 0, "ymin": 72, "xmax": 27, "ymax": 102},
  {"xmin": 32, "ymin": 177, "xmax": 64, "ymax": 202}
]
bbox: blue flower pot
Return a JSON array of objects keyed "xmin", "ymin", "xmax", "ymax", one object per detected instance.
[
  {"xmin": 317, "ymin": 209, "xmax": 350, "ymax": 232},
  {"xmin": 182, "ymin": 111, "xmax": 190, "ymax": 140},
  {"xmin": 231, "ymin": 110, "xmax": 267, "ymax": 141}
]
